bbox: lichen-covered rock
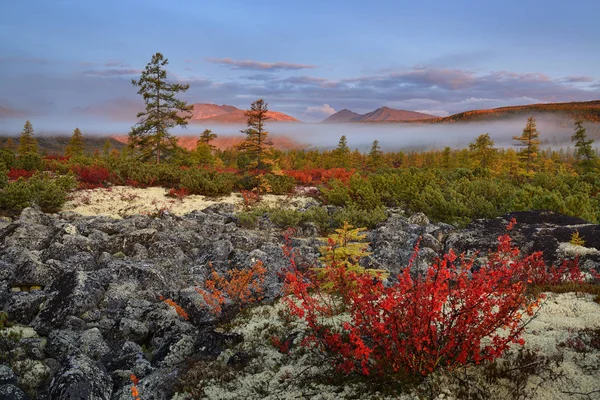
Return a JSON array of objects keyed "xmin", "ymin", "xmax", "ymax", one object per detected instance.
[
  {"xmin": 0, "ymin": 365, "xmax": 17, "ymax": 385},
  {"xmin": 0, "ymin": 384, "xmax": 30, "ymax": 400},
  {"xmin": 48, "ymin": 355, "xmax": 112, "ymax": 400}
]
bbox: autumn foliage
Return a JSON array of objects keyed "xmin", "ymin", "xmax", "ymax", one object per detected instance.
[
  {"xmin": 160, "ymin": 296, "xmax": 189, "ymax": 320},
  {"xmin": 282, "ymin": 220, "xmax": 546, "ymax": 378},
  {"xmin": 197, "ymin": 261, "xmax": 267, "ymax": 315}
]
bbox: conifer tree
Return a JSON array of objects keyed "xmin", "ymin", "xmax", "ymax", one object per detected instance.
[
  {"xmin": 513, "ymin": 116, "xmax": 540, "ymax": 172},
  {"xmin": 65, "ymin": 127, "xmax": 85, "ymax": 158},
  {"xmin": 237, "ymin": 99, "xmax": 273, "ymax": 170},
  {"xmin": 102, "ymin": 139, "xmax": 112, "ymax": 159},
  {"xmin": 198, "ymin": 129, "xmax": 218, "ymax": 150},
  {"xmin": 335, "ymin": 135, "xmax": 350, "ymax": 167},
  {"xmin": 17, "ymin": 120, "xmax": 38, "ymax": 156},
  {"xmin": 571, "ymin": 119, "xmax": 596, "ymax": 171},
  {"xmin": 469, "ymin": 133, "xmax": 497, "ymax": 168},
  {"xmin": 129, "ymin": 53, "xmax": 193, "ymax": 163},
  {"xmin": 367, "ymin": 139, "xmax": 383, "ymax": 169}
]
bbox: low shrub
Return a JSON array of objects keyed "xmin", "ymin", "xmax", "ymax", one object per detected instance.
[
  {"xmin": 0, "ymin": 173, "xmax": 77, "ymax": 214},
  {"xmin": 181, "ymin": 169, "xmax": 235, "ymax": 197},
  {"xmin": 262, "ymin": 173, "xmax": 296, "ymax": 195},
  {"xmin": 283, "ymin": 220, "xmax": 542, "ymax": 379}
]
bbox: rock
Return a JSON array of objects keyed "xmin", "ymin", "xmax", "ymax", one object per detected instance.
[
  {"xmin": 48, "ymin": 355, "xmax": 112, "ymax": 400},
  {"xmin": 407, "ymin": 212, "xmax": 430, "ymax": 226},
  {"xmin": 78, "ymin": 328, "xmax": 110, "ymax": 360},
  {"xmin": 33, "ymin": 270, "xmax": 107, "ymax": 334},
  {"xmin": 0, "ymin": 365, "xmax": 17, "ymax": 385},
  {"xmin": 111, "ymin": 369, "xmax": 178, "ymax": 400},
  {"xmin": 0, "ymin": 384, "xmax": 30, "ymax": 400}
]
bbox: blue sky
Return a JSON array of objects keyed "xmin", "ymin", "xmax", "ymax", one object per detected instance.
[{"xmin": 1, "ymin": 0, "xmax": 599, "ymax": 122}]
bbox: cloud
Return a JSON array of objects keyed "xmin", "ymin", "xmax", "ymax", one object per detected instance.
[
  {"xmin": 82, "ymin": 68, "xmax": 142, "ymax": 77},
  {"xmin": 207, "ymin": 57, "xmax": 316, "ymax": 71},
  {"xmin": 305, "ymin": 104, "xmax": 336, "ymax": 117},
  {"xmin": 104, "ymin": 60, "xmax": 129, "ymax": 68},
  {"xmin": 561, "ymin": 76, "xmax": 594, "ymax": 83}
]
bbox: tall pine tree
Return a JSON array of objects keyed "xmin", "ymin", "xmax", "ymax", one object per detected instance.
[
  {"xmin": 17, "ymin": 120, "xmax": 38, "ymax": 156},
  {"xmin": 129, "ymin": 53, "xmax": 193, "ymax": 163},
  {"xmin": 198, "ymin": 129, "xmax": 218, "ymax": 150},
  {"xmin": 237, "ymin": 99, "xmax": 273, "ymax": 170}
]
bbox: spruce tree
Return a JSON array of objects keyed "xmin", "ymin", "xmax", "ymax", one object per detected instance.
[
  {"xmin": 513, "ymin": 117, "xmax": 540, "ymax": 172},
  {"xmin": 129, "ymin": 53, "xmax": 193, "ymax": 163},
  {"xmin": 17, "ymin": 120, "xmax": 38, "ymax": 156},
  {"xmin": 571, "ymin": 119, "xmax": 596, "ymax": 171},
  {"xmin": 237, "ymin": 99, "xmax": 273, "ymax": 170},
  {"xmin": 65, "ymin": 127, "xmax": 85, "ymax": 158}
]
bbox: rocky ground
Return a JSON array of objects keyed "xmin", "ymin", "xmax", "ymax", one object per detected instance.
[{"xmin": 1, "ymin": 199, "xmax": 599, "ymax": 399}]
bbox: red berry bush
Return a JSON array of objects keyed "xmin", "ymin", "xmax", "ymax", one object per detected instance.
[{"xmin": 282, "ymin": 220, "xmax": 546, "ymax": 378}]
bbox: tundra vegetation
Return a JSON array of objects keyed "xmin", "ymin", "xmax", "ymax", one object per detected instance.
[{"xmin": 1, "ymin": 54, "xmax": 600, "ymax": 399}]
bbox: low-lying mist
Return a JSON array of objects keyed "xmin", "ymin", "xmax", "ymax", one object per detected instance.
[{"xmin": 0, "ymin": 114, "xmax": 596, "ymax": 151}]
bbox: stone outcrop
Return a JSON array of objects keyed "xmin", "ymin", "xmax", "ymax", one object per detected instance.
[{"xmin": 1, "ymin": 206, "xmax": 598, "ymax": 398}]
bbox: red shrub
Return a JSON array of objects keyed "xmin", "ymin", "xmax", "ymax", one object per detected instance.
[
  {"xmin": 71, "ymin": 165, "xmax": 112, "ymax": 188},
  {"xmin": 7, "ymin": 169, "xmax": 35, "ymax": 181},
  {"xmin": 166, "ymin": 187, "xmax": 190, "ymax": 199},
  {"xmin": 284, "ymin": 168, "xmax": 356, "ymax": 185},
  {"xmin": 282, "ymin": 220, "xmax": 543, "ymax": 377}
]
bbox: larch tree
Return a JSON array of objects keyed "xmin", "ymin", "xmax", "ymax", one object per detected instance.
[
  {"xmin": 65, "ymin": 127, "xmax": 85, "ymax": 158},
  {"xmin": 237, "ymin": 99, "xmax": 273, "ymax": 170},
  {"xmin": 571, "ymin": 119, "xmax": 596, "ymax": 171},
  {"xmin": 129, "ymin": 52, "xmax": 193, "ymax": 163},
  {"xmin": 102, "ymin": 139, "xmax": 112, "ymax": 159},
  {"xmin": 367, "ymin": 139, "xmax": 383, "ymax": 169},
  {"xmin": 17, "ymin": 120, "xmax": 38, "ymax": 156},
  {"xmin": 469, "ymin": 133, "xmax": 497, "ymax": 168},
  {"xmin": 513, "ymin": 116, "xmax": 540, "ymax": 172}
]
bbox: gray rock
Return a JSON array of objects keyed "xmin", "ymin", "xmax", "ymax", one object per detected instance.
[
  {"xmin": 0, "ymin": 365, "xmax": 17, "ymax": 385},
  {"xmin": 48, "ymin": 355, "xmax": 112, "ymax": 400},
  {"xmin": 0, "ymin": 384, "xmax": 30, "ymax": 400},
  {"xmin": 79, "ymin": 328, "xmax": 110, "ymax": 360}
]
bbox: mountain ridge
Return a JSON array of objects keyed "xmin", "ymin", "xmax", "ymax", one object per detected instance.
[{"xmin": 323, "ymin": 106, "xmax": 436, "ymax": 123}]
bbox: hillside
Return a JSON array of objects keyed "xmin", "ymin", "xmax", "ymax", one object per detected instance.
[
  {"xmin": 425, "ymin": 100, "xmax": 600, "ymax": 124},
  {"xmin": 189, "ymin": 103, "xmax": 299, "ymax": 123},
  {"xmin": 322, "ymin": 106, "xmax": 435, "ymax": 123}
]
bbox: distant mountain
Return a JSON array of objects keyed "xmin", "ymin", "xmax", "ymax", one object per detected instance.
[
  {"xmin": 322, "ymin": 106, "xmax": 435, "ymax": 123},
  {"xmin": 190, "ymin": 104, "xmax": 299, "ymax": 123},
  {"xmin": 322, "ymin": 109, "xmax": 361, "ymax": 123},
  {"xmin": 424, "ymin": 100, "xmax": 600, "ymax": 124}
]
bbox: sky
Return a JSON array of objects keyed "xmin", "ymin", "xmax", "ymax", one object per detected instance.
[{"xmin": 1, "ymin": 0, "xmax": 599, "ymax": 125}]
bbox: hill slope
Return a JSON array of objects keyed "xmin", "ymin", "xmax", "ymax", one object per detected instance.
[
  {"xmin": 190, "ymin": 104, "xmax": 299, "ymax": 123},
  {"xmin": 426, "ymin": 100, "xmax": 600, "ymax": 124}
]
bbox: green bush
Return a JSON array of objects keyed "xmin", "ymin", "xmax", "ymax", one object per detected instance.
[
  {"xmin": 15, "ymin": 154, "xmax": 44, "ymax": 171},
  {"xmin": 0, "ymin": 162, "xmax": 7, "ymax": 189},
  {"xmin": 332, "ymin": 204, "xmax": 387, "ymax": 229},
  {"xmin": 0, "ymin": 173, "xmax": 77, "ymax": 214},
  {"xmin": 180, "ymin": 169, "xmax": 235, "ymax": 196},
  {"xmin": 262, "ymin": 174, "xmax": 296, "ymax": 195},
  {"xmin": 0, "ymin": 149, "xmax": 16, "ymax": 169}
]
